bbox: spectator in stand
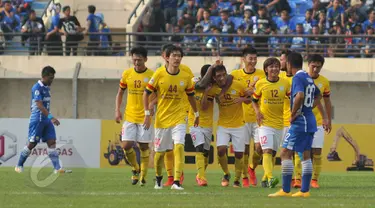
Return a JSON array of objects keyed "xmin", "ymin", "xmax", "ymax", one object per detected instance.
[
  {"xmin": 58, "ymin": 6, "xmax": 85, "ymax": 56},
  {"xmin": 362, "ymin": 9, "xmax": 375, "ymax": 31},
  {"xmin": 328, "ymin": 22, "xmax": 345, "ymax": 57},
  {"xmin": 21, "ymin": 10, "xmax": 45, "ymax": 55},
  {"xmin": 361, "ymin": 26, "xmax": 375, "ymax": 57},
  {"xmin": 327, "ymin": 0, "xmax": 345, "ymax": 28},
  {"xmin": 302, "ymin": 9, "xmax": 318, "ymax": 34},
  {"xmin": 218, "ymin": 9, "xmax": 235, "ymax": 46},
  {"xmin": 206, "ymin": 26, "xmax": 221, "ymax": 56},
  {"xmin": 183, "ymin": 24, "xmax": 200, "ymax": 55},
  {"xmin": 199, "ymin": 9, "xmax": 213, "ymax": 33},
  {"xmin": 274, "ymin": 0, "xmax": 290, "ymax": 15},
  {"xmin": 161, "ymin": 0, "xmax": 178, "ymax": 32},
  {"xmin": 290, "ymin": 23, "xmax": 307, "ymax": 54},
  {"xmin": 268, "ymin": 28, "xmax": 280, "ymax": 56},
  {"xmin": 86, "ymin": 5, "xmax": 105, "ymax": 56},
  {"xmin": 317, "ymin": 10, "xmax": 329, "ymax": 34},
  {"xmin": 183, "ymin": 0, "xmax": 199, "ymax": 21},
  {"xmin": 1, "ymin": 0, "xmax": 21, "ymax": 41},
  {"xmin": 253, "ymin": 0, "xmax": 280, "ymax": 14},
  {"xmin": 232, "ymin": 0, "xmax": 243, "ymax": 17},
  {"xmin": 241, "ymin": 8, "xmax": 254, "ymax": 32},
  {"xmin": 96, "ymin": 13, "xmax": 112, "ymax": 56},
  {"xmin": 252, "ymin": 5, "xmax": 275, "ymax": 56},
  {"xmin": 178, "ymin": 9, "xmax": 196, "ymax": 28},
  {"xmin": 353, "ymin": 0, "xmax": 370, "ymax": 23},
  {"xmin": 169, "ymin": 25, "xmax": 184, "ymax": 45},
  {"xmin": 45, "ymin": 3, "xmax": 63, "ymax": 56},
  {"xmin": 309, "ymin": 25, "xmax": 326, "ymax": 55},
  {"xmin": 141, "ymin": 0, "xmax": 165, "ymax": 44},
  {"xmin": 275, "ymin": 10, "xmax": 294, "ymax": 48},
  {"xmin": 233, "ymin": 25, "xmax": 253, "ymax": 51},
  {"xmin": 196, "ymin": 0, "xmax": 218, "ymax": 21}
]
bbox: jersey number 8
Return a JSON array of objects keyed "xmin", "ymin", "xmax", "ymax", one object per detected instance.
[{"xmin": 304, "ymin": 84, "xmax": 316, "ymax": 107}]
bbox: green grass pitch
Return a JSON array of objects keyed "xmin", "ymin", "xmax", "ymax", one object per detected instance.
[{"xmin": 0, "ymin": 168, "xmax": 374, "ymax": 208}]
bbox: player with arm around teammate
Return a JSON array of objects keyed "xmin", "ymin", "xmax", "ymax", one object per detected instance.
[
  {"xmin": 269, "ymin": 52, "xmax": 325, "ymax": 198},
  {"xmin": 252, "ymin": 58, "xmax": 291, "ymax": 188},
  {"xmin": 15, "ymin": 66, "xmax": 71, "ymax": 174},
  {"xmin": 115, "ymin": 46, "xmax": 154, "ymax": 186}
]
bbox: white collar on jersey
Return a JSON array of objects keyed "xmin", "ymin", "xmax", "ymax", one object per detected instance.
[
  {"xmin": 38, "ymin": 80, "xmax": 45, "ymax": 87},
  {"xmin": 296, "ymin": 69, "xmax": 305, "ymax": 75}
]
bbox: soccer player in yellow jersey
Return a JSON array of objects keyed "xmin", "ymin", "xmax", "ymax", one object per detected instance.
[
  {"xmin": 212, "ymin": 64, "xmax": 252, "ymax": 188},
  {"xmin": 231, "ymin": 47, "xmax": 265, "ymax": 187},
  {"xmin": 152, "ymin": 44, "xmax": 194, "ymax": 186},
  {"xmin": 115, "ymin": 46, "xmax": 154, "ymax": 186},
  {"xmin": 252, "ymin": 58, "xmax": 291, "ymax": 188},
  {"xmin": 189, "ymin": 64, "xmax": 221, "ymax": 186},
  {"xmin": 143, "ymin": 45, "xmax": 199, "ymax": 190},
  {"xmin": 306, "ymin": 54, "xmax": 332, "ymax": 188}
]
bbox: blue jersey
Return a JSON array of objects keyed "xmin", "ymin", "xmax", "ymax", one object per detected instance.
[
  {"xmin": 289, "ymin": 70, "xmax": 320, "ymax": 133},
  {"xmin": 87, "ymin": 14, "xmax": 103, "ymax": 40},
  {"xmin": 30, "ymin": 80, "xmax": 51, "ymax": 123}
]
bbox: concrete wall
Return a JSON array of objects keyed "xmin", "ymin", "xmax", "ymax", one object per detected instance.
[{"xmin": 0, "ymin": 56, "xmax": 374, "ymax": 124}]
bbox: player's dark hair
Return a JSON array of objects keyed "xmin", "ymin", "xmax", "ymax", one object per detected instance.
[
  {"xmin": 308, "ymin": 54, "xmax": 325, "ymax": 65},
  {"xmin": 242, "ymin": 46, "xmax": 257, "ymax": 57},
  {"xmin": 161, "ymin": 44, "xmax": 174, "ymax": 53},
  {"xmin": 263, "ymin": 57, "xmax": 280, "ymax": 76},
  {"xmin": 88, "ymin": 5, "xmax": 96, "ymax": 14},
  {"xmin": 287, "ymin": 52, "xmax": 303, "ymax": 69},
  {"xmin": 165, "ymin": 45, "xmax": 184, "ymax": 58},
  {"xmin": 62, "ymin": 5, "xmax": 70, "ymax": 12},
  {"xmin": 212, "ymin": 65, "xmax": 227, "ymax": 77},
  {"xmin": 281, "ymin": 49, "xmax": 292, "ymax": 57},
  {"xmin": 42, "ymin": 66, "xmax": 56, "ymax": 77},
  {"xmin": 130, "ymin": 46, "xmax": 148, "ymax": 58},
  {"xmin": 200, "ymin": 64, "xmax": 211, "ymax": 78}
]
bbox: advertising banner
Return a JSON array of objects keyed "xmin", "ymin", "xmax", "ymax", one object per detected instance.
[{"xmin": 0, "ymin": 118, "xmax": 101, "ymax": 168}]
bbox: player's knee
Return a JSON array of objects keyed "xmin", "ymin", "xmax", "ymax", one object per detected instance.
[
  {"xmin": 28, "ymin": 142, "xmax": 37, "ymax": 150},
  {"xmin": 255, "ymin": 143, "xmax": 262, "ymax": 155},
  {"xmin": 139, "ymin": 143, "xmax": 149, "ymax": 151},
  {"xmin": 312, "ymin": 148, "xmax": 322, "ymax": 155},
  {"xmin": 234, "ymin": 152, "xmax": 243, "ymax": 159},
  {"xmin": 217, "ymin": 147, "xmax": 226, "ymax": 157},
  {"xmin": 272, "ymin": 150, "xmax": 277, "ymax": 157},
  {"xmin": 263, "ymin": 149, "xmax": 273, "ymax": 154},
  {"xmin": 195, "ymin": 144, "xmax": 205, "ymax": 153},
  {"xmin": 280, "ymin": 148, "xmax": 293, "ymax": 160},
  {"xmin": 46, "ymin": 140, "xmax": 56, "ymax": 148},
  {"xmin": 122, "ymin": 141, "xmax": 133, "ymax": 150},
  {"xmin": 244, "ymin": 145, "xmax": 250, "ymax": 155}
]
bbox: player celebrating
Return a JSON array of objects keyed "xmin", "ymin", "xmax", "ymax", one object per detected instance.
[
  {"xmin": 190, "ymin": 64, "xmax": 221, "ymax": 186},
  {"xmin": 231, "ymin": 47, "xmax": 265, "ymax": 187},
  {"xmin": 153, "ymin": 44, "xmax": 193, "ymax": 186},
  {"xmin": 143, "ymin": 45, "xmax": 199, "ymax": 190},
  {"xmin": 115, "ymin": 46, "xmax": 154, "ymax": 186},
  {"xmin": 269, "ymin": 52, "xmax": 324, "ymax": 197},
  {"xmin": 15, "ymin": 66, "xmax": 71, "ymax": 174},
  {"xmin": 212, "ymin": 64, "xmax": 251, "ymax": 187},
  {"xmin": 252, "ymin": 58, "xmax": 291, "ymax": 188}
]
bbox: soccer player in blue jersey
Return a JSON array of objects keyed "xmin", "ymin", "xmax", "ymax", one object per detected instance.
[
  {"xmin": 15, "ymin": 66, "xmax": 71, "ymax": 174},
  {"xmin": 269, "ymin": 52, "xmax": 325, "ymax": 198}
]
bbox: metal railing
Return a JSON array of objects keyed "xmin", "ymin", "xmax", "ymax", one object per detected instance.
[
  {"xmin": 127, "ymin": 0, "xmax": 145, "ymax": 24},
  {"xmin": 0, "ymin": 32, "xmax": 375, "ymax": 58}
]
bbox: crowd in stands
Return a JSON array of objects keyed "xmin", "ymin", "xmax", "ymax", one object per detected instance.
[
  {"xmin": 140, "ymin": 0, "xmax": 375, "ymax": 57},
  {"xmin": 0, "ymin": 0, "xmax": 119, "ymax": 56}
]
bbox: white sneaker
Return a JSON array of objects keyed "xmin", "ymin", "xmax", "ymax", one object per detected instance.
[
  {"xmin": 15, "ymin": 166, "xmax": 24, "ymax": 173},
  {"xmin": 171, "ymin": 183, "xmax": 184, "ymax": 190},
  {"xmin": 54, "ymin": 169, "xmax": 72, "ymax": 174},
  {"xmin": 154, "ymin": 181, "xmax": 163, "ymax": 189}
]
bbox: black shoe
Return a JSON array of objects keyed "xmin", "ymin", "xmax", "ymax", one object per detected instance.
[{"xmin": 131, "ymin": 170, "xmax": 140, "ymax": 185}]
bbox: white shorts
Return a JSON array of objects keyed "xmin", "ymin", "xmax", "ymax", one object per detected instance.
[
  {"xmin": 217, "ymin": 126, "xmax": 246, "ymax": 152},
  {"xmin": 312, "ymin": 126, "xmax": 324, "ymax": 148},
  {"xmin": 190, "ymin": 126, "xmax": 212, "ymax": 151},
  {"xmin": 282, "ymin": 126, "xmax": 290, "ymax": 147},
  {"xmin": 154, "ymin": 124, "xmax": 186, "ymax": 152},
  {"xmin": 121, "ymin": 121, "xmax": 152, "ymax": 143},
  {"xmin": 258, "ymin": 126, "xmax": 283, "ymax": 151},
  {"xmin": 244, "ymin": 122, "xmax": 259, "ymax": 145}
]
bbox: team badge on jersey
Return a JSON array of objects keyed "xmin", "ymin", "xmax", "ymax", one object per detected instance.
[
  {"xmin": 35, "ymin": 90, "xmax": 40, "ymax": 96},
  {"xmin": 280, "ymin": 86, "xmax": 284, "ymax": 91},
  {"xmin": 318, "ymin": 83, "xmax": 323, "ymax": 88},
  {"xmin": 144, "ymin": 78, "xmax": 149, "ymax": 83},
  {"xmin": 180, "ymin": 81, "xmax": 185, "ymax": 86},
  {"xmin": 254, "ymin": 76, "xmax": 259, "ymax": 81},
  {"xmin": 149, "ymin": 78, "xmax": 155, "ymax": 84},
  {"xmin": 231, "ymin": 90, "xmax": 236, "ymax": 95},
  {"xmin": 264, "ymin": 99, "xmax": 267, "ymax": 104}
]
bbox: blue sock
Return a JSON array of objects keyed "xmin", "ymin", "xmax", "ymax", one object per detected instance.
[
  {"xmin": 301, "ymin": 159, "xmax": 313, "ymax": 192},
  {"xmin": 282, "ymin": 159, "xmax": 293, "ymax": 193},
  {"xmin": 17, "ymin": 146, "xmax": 31, "ymax": 167},
  {"xmin": 48, "ymin": 148, "xmax": 61, "ymax": 170}
]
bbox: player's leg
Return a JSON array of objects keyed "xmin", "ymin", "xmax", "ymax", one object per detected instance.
[
  {"xmin": 259, "ymin": 126, "xmax": 278, "ymax": 188},
  {"xmin": 170, "ymin": 124, "xmax": 187, "ymax": 190},
  {"xmin": 153, "ymin": 128, "xmax": 171, "ymax": 189},
  {"xmin": 15, "ymin": 122, "xmax": 41, "ymax": 172},
  {"xmin": 216, "ymin": 126, "xmax": 231, "ymax": 187},
  {"xmin": 231, "ymin": 126, "xmax": 245, "ymax": 188},
  {"xmin": 291, "ymin": 132, "xmax": 314, "ymax": 197},
  {"xmin": 191, "ymin": 126, "xmax": 208, "ymax": 186},
  {"xmin": 202, "ymin": 128, "xmax": 212, "ymax": 171},
  {"xmin": 242, "ymin": 123, "xmax": 251, "ymax": 187},
  {"xmin": 137, "ymin": 123, "xmax": 153, "ymax": 186},
  {"xmin": 164, "ymin": 148, "xmax": 174, "ymax": 186},
  {"xmin": 311, "ymin": 126, "xmax": 324, "ymax": 188},
  {"xmin": 249, "ymin": 124, "xmax": 261, "ymax": 186},
  {"xmin": 121, "ymin": 122, "xmax": 140, "ymax": 184}
]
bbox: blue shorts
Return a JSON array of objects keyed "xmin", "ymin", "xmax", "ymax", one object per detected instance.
[
  {"xmin": 28, "ymin": 120, "xmax": 56, "ymax": 143},
  {"xmin": 282, "ymin": 129, "xmax": 314, "ymax": 153}
]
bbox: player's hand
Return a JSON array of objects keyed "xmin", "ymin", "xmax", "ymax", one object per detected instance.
[
  {"xmin": 51, "ymin": 118, "xmax": 60, "ymax": 126},
  {"xmin": 233, "ymin": 97, "xmax": 247, "ymax": 104},
  {"xmin": 143, "ymin": 115, "xmax": 151, "ymax": 130},
  {"xmin": 256, "ymin": 112, "xmax": 264, "ymax": 126},
  {"xmin": 194, "ymin": 116, "xmax": 199, "ymax": 127},
  {"xmin": 148, "ymin": 104, "xmax": 155, "ymax": 116},
  {"xmin": 115, "ymin": 110, "xmax": 122, "ymax": 123},
  {"xmin": 323, "ymin": 119, "xmax": 332, "ymax": 134},
  {"xmin": 205, "ymin": 83, "xmax": 213, "ymax": 93},
  {"xmin": 290, "ymin": 113, "xmax": 300, "ymax": 123},
  {"xmin": 244, "ymin": 88, "xmax": 254, "ymax": 97}
]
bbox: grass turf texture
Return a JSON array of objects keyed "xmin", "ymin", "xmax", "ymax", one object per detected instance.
[{"xmin": 0, "ymin": 168, "xmax": 374, "ymax": 208}]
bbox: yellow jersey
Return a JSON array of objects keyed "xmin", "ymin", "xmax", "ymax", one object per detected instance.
[
  {"xmin": 188, "ymin": 77, "xmax": 221, "ymax": 128},
  {"xmin": 217, "ymin": 79, "xmax": 248, "ymax": 128},
  {"xmin": 231, "ymin": 68, "xmax": 266, "ymax": 123},
  {"xmin": 119, "ymin": 67, "xmax": 154, "ymax": 124},
  {"xmin": 253, "ymin": 77, "xmax": 291, "ymax": 130},
  {"xmin": 312, "ymin": 74, "xmax": 331, "ymax": 126},
  {"xmin": 146, "ymin": 68, "xmax": 195, "ymax": 128},
  {"xmin": 279, "ymin": 71, "xmax": 293, "ymax": 127},
  {"xmin": 156, "ymin": 64, "xmax": 194, "ymax": 114}
]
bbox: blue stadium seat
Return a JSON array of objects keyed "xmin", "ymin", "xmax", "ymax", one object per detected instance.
[
  {"xmin": 294, "ymin": 1, "xmax": 313, "ymax": 16},
  {"xmin": 218, "ymin": 2, "xmax": 232, "ymax": 12},
  {"xmin": 210, "ymin": 16, "xmax": 221, "ymax": 26},
  {"xmin": 291, "ymin": 15, "xmax": 306, "ymax": 24},
  {"xmin": 230, "ymin": 17, "xmax": 243, "ymax": 30}
]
